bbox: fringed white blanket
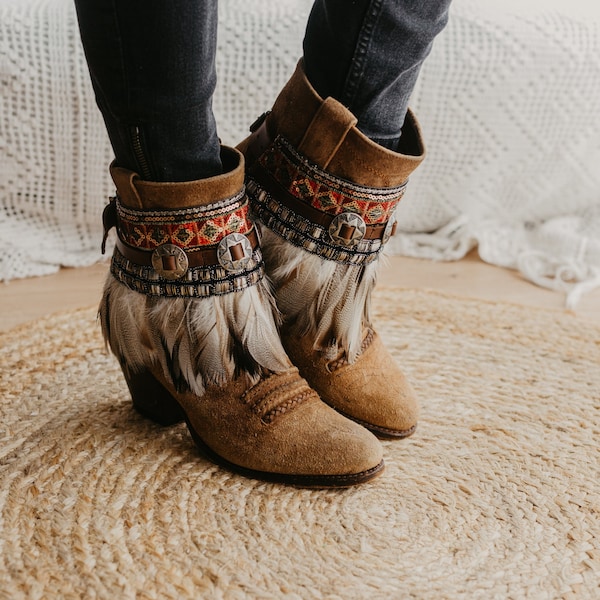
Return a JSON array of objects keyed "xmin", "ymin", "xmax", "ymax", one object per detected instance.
[
  {"xmin": 1, "ymin": 0, "xmax": 599, "ymax": 307},
  {"xmin": 391, "ymin": 0, "xmax": 600, "ymax": 308}
]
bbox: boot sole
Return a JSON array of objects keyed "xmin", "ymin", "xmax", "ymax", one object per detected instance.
[
  {"xmin": 186, "ymin": 422, "xmax": 385, "ymax": 488},
  {"xmin": 332, "ymin": 406, "xmax": 417, "ymax": 439},
  {"xmin": 127, "ymin": 369, "xmax": 385, "ymax": 488}
]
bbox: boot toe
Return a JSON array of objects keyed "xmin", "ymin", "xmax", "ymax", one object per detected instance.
[
  {"xmin": 180, "ymin": 369, "xmax": 385, "ymax": 487},
  {"xmin": 284, "ymin": 329, "xmax": 419, "ymax": 438}
]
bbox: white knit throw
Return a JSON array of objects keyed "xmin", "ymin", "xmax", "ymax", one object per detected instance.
[{"xmin": 1, "ymin": 0, "xmax": 599, "ymax": 308}]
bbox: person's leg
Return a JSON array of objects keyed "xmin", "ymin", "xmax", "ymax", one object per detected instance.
[
  {"xmin": 303, "ymin": 0, "xmax": 451, "ymax": 150},
  {"xmin": 74, "ymin": 0, "xmax": 222, "ymax": 181},
  {"xmin": 74, "ymin": 0, "xmax": 383, "ymax": 486},
  {"xmin": 239, "ymin": 0, "xmax": 451, "ymax": 436}
]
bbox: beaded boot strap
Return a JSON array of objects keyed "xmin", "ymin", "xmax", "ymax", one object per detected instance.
[
  {"xmin": 102, "ymin": 188, "xmax": 264, "ymax": 297},
  {"xmin": 246, "ymin": 134, "xmax": 404, "ymax": 266}
]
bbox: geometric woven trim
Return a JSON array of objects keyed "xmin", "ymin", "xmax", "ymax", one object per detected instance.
[
  {"xmin": 116, "ymin": 189, "xmax": 251, "ymax": 250},
  {"xmin": 110, "ymin": 245, "xmax": 265, "ymax": 298},
  {"xmin": 258, "ymin": 136, "xmax": 406, "ymax": 225},
  {"xmin": 246, "ymin": 179, "xmax": 383, "ymax": 266}
]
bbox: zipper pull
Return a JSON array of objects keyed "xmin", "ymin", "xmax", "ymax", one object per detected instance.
[
  {"xmin": 249, "ymin": 111, "xmax": 271, "ymax": 133},
  {"xmin": 101, "ymin": 196, "xmax": 118, "ymax": 254},
  {"xmin": 130, "ymin": 126, "xmax": 153, "ymax": 180}
]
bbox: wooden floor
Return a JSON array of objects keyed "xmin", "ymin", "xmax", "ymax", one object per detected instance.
[{"xmin": 1, "ymin": 251, "xmax": 599, "ymax": 332}]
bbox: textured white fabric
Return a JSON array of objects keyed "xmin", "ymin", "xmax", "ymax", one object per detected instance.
[
  {"xmin": 391, "ymin": 0, "xmax": 600, "ymax": 305},
  {"xmin": 1, "ymin": 0, "xmax": 599, "ymax": 306},
  {"xmin": 0, "ymin": 0, "xmax": 114, "ymax": 279}
]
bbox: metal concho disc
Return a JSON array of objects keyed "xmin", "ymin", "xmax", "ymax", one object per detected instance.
[
  {"xmin": 382, "ymin": 212, "xmax": 397, "ymax": 245},
  {"xmin": 151, "ymin": 244, "xmax": 189, "ymax": 280},
  {"xmin": 217, "ymin": 232, "xmax": 254, "ymax": 272},
  {"xmin": 328, "ymin": 212, "xmax": 367, "ymax": 247}
]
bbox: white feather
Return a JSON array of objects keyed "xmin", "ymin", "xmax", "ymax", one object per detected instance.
[{"xmin": 259, "ymin": 227, "xmax": 380, "ymax": 363}]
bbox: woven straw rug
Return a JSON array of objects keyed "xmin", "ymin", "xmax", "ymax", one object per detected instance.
[{"xmin": 1, "ymin": 289, "xmax": 599, "ymax": 599}]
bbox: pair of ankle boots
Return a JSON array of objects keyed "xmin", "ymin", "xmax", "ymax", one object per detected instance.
[{"xmin": 100, "ymin": 63, "xmax": 425, "ymax": 487}]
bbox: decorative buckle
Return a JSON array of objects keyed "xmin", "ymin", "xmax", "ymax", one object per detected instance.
[
  {"xmin": 151, "ymin": 244, "xmax": 189, "ymax": 280},
  {"xmin": 217, "ymin": 232, "xmax": 254, "ymax": 272},
  {"xmin": 328, "ymin": 212, "xmax": 367, "ymax": 247}
]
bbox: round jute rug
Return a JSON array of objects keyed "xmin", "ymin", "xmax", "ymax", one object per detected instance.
[{"xmin": 1, "ymin": 289, "xmax": 599, "ymax": 599}]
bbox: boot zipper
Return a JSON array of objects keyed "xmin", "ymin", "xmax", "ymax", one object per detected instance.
[{"xmin": 130, "ymin": 126, "xmax": 153, "ymax": 180}]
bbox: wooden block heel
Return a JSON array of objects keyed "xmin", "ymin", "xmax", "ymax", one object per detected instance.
[{"xmin": 125, "ymin": 370, "xmax": 186, "ymax": 426}]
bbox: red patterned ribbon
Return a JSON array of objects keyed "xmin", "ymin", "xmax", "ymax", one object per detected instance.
[
  {"xmin": 118, "ymin": 203, "xmax": 252, "ymax": 250},
  {"xmin": 259, "ymin": 140, "xmax": 405, "ymax": 225}
]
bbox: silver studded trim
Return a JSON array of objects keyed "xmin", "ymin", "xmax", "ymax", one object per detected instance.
[
  {"xmin": 111, "ymin": 246, "xmax": 265, "ymax": 298},
  {"xmin": 151, "ymin": 244, "xmax": 189, "ymax": 280},
  {"xmin": 328, "ymin": 212, "xmax": 367, "ymax": 247}
]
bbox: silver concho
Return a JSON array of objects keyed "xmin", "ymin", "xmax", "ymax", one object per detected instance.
[
  {"xmin": 328, "ymin": 212, "xmax": 367, "ymax": 247},
  {"xmin": 382, "ymin": 212, "xmax": 397, "ymax": 245},
  {"xmin": 217, "ymin": 232, "xmax": 254, "ymax": 272},
  {"xmin": 151, "ymin": 244, "xmax": 189, "ymax": 280}
]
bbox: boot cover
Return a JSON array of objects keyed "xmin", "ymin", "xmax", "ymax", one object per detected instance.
[
  {"xmin": 239, "ymin": 65, "xmax": 425, "ymax": 437},
  {"xmin": 99, "ymin": 146, "xmax": 383, "ymax": 485}
]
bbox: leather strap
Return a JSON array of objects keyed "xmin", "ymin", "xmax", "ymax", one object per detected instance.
[{"xmin": 115, "ymin": 227, "xmax": 260, "ymax": 268}]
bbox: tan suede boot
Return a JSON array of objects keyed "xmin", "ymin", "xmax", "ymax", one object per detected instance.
[
  {"xmin": 99, "ymin": 146, "xmax": 383, "ymax": 486},
  {"xmin": 238, "ymin": 63, "xmax": 425, "ymax": 438}
]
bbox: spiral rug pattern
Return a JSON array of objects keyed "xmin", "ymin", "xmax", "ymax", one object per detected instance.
[{"xmin": 1, "ymin": 289, "xmax": 599, "ymax": 599}]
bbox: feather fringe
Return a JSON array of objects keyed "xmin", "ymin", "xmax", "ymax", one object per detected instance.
[
  {"xmin": 98, "ymin": 275, "xmax": 290, "ymax": 397},
  {"xmin": 259, "ymin": 227, "xmax": 381, "ymax": 363}
]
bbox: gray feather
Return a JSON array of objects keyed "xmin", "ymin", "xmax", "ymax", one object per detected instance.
[
  {"xmin": 260, "ymin": 228, "xmax": 379, "ymax": 363},
  {"xmin": 99, "ymin": 272, "xmax": 290, "ymax": 397}
]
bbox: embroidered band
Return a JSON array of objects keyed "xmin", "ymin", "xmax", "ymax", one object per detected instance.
[
  {"xmin": 247, "ymin": 180, "xmax": 384, "ymax": 266},
  {"xmin": 116, "ymin": 189, "xmax": 252, "ymax": 250},
  {"xmin": 257, "ymin": 136, "xmax": 406, "ymax": 225},
  {"xmin": 247, "ymin": 136, "xmax": 405, "ymax": 265}
]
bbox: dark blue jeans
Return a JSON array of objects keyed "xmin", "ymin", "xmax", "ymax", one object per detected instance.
[{"xmin": 74, "ymin": 0, "xmax": 451, "ymax": 182}]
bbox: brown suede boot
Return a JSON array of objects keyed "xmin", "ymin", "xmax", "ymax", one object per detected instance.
[
  {"xmin": 99, "ymin": 146, "xmax": 383, "ymax": 486},
  {"xmin": 238, "ymin": 63, "xmax": 425, "ymax": 438}
]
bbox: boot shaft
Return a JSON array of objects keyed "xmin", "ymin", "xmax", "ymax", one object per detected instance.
[
  {"xmin": 244, "ymin": 61, "xmax": 425, "ymax": 189},
  {"xmin": 110, "ymin": 147, "xmax": 245, "ymax": 211}
]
